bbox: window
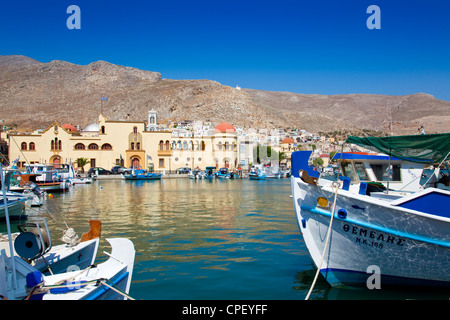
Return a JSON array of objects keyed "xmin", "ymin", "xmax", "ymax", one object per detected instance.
[
  {"xmin": 101, "ymin": 143, "xmax": 112, "ymax": 150},
  {"xmin": 133, "ymin": 126, "xmax": 138, "ymax": 134},
  {"xmin": 159, "ymin": 158, "xmax": 165, "ymax": 168},
  {"xmin": 29, "ymin": 142, "xmax": 35, "ymax": 150},
  {"xmin": 88, "ymin": 143, "xmax": 99, "ymax": 150},
  {"xmin": 75, "ymin": 143, "xmax": 85, "ymax": 150},
  {"xmin": 51, "ymin": 138, "xmax": 62, "ymax": 150},
  {"xmin": 159, "ymin": 140, "xmax": 164, "ymax": 151},
  {"xmin": 131, "ymin": 142, "xmax": 135, "ymax": 150},
  {"xmin": 370, "ymin": 164, "xmax": 401, "ymax": 182},
  {"xmin": 165, "ymin": 140, "xmax": 170, "ymax": 151},
  {"xmin": 136, "ymin": 142, "xmax": 141, "ymax": 150},
  {"xmin": 354, "ymin": 162, "xmax": 369, "ymax": 181},
  {"xmin": 21, "ymin": 142, "xmax": 27, "ymax": 150},
  {"xmin": 342, "ymin": 162, "xmax": 355, "ymax": 182},
  {"xmin": 90, "ymin": 159, "xmax": 96, "ymax": 168},
  {"xmin": 101, "ymin": 126, "xmax": 105, "ymax": 134}
]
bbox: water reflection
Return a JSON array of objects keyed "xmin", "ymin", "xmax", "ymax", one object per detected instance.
[{"xmin": 32, "ymin": 178, "xmax": 448, "ymax": 300}]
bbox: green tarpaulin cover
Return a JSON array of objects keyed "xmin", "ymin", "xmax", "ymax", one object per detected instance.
[{"xmin": 346, "ymin": 133, "xmax": 450, "ymax": 164}]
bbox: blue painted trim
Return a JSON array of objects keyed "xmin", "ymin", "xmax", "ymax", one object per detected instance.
[
  {"xmin": 300, "ymin": 205, "xmax": 450, "ymax": 248},
  {"xmin": 85, "ymin": 271, "xmax": 129, "ymax": 300},
  {"xmin": 320, "ymin": 268, "xmax": 450, "ymax": 287}
]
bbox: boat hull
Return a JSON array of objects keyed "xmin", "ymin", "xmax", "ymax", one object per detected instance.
[
  {"xmin": 123, "ymin": 174, "xmax": 162, "ymax": 180},
  {"xmin": 291, "ymin": 176, "xmax": 450, "ymax": 288}
]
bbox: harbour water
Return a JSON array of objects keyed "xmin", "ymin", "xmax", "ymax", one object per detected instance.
[{"xmin": 29, "ymin": 178, "xmax": 449, "ymax": 300}]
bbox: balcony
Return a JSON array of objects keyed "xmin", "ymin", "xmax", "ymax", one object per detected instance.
[{"xmin": 158, "ymin": 150, "xmax": 172, "ymax": 156}]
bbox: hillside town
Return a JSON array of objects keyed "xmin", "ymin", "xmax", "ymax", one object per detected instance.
[{"xmin": 1, "ymin": 109, "xmax": 346, "ymax": 174}]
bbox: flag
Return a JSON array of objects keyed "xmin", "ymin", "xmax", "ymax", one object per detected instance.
[{"xmin": 101, "ymin": 96, "xmax": 109, "ymax": 101}]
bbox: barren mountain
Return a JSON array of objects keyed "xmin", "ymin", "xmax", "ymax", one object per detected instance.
[{"xmin": 1, "ymin": 55, "xmax": 449, "ymax": 135}]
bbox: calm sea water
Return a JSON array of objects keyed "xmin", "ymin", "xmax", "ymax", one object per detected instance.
[{"xmin": 35, "ymin": 177, "xmax": 448, "ymax": 300}]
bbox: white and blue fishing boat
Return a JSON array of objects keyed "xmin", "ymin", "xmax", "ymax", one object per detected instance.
[
  {"xmin": 203, "ymin": 167, "xmax": 217, "ymax": 179},
  {"xmin": 1, "ymin": 164, "xmax": 135, "ymax": 300},
  {"xmin": 291, "ymin": 133, "xmax": 450, "ymax": 290},
  {"xmin": 249, "ymin": 167, "xmax": 266, "ymax": 180},
  {"xmin": 123, "ymin": 166, "xmax": 162, "ymax": 180},
  {"xmin": 216, "ymin": 167, "xmax": 233, "ymax": 179},
  {"xmin": 25, "ymin": 163, "xmax": 71, "ymax": 192}
]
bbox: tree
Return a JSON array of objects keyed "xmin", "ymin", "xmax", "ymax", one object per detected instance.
[
  {"xmin": 74, "ymin": 157, "xmax": 90, "ymax": 173},
  {"xmin": 253, "ymin": 145, "xmax": 279, "ymax": 164},
  {"xmin": 312, "ymin": 157, "xmax": 324, "ymax": 168}
]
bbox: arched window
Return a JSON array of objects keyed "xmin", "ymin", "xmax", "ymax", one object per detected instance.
[
  {"xmin": 101, "ymin": 126, "xmax": 106, "ymax": 134},
  {"xmin": 29, "ymin": 142, "xmax": 35, "ymax": 151},
  {"xmin": 131, "ymin": 142, "xmax": 135, "ymax": 150},
  {"xmin": 165, "ymin": 140, "xmax": 170, "ymax": 151},
  {"xmin": 224, "ymin": 142, "xmax": 229, "ymax": 150},
  {"xmin": 136, "ymin": 142, "xmax": 141, "ymax": 150},
  {"xmin": 159, "ymin": 140, "xmax": 164, "ymax": 151},
  {"xmin": 171, "ymin": 141, "xmax": 176, "ymax": 150},
  {"xmin": 58, "ymin": 140, "xmax": 62, "ymax": 150},
  {"xmin": 21, "ymin": 142, "xmax": 27, "ymax": 150},
  {"xmin": 51, "ymin": 140, "xmax": 55, "ymax": 150},
  {"xmin": 101, "ymin": 143, "xmax": 112, "ymax": 150},
  {"xmin": 183, "ymin": 141, "xmax": 187, "ymax": 150},
  {"xmin": 88, "ymin": 143, "xmax": 99, "ymax": 150},
  {"xmin": 133, "ymin": 126, "xmax": 138, "ymax": 134},
  {"xmin": 217, "ymin": 142, "xmax": 222, "ymax": 151},
  {"xmin": 75, "ymin": 143, "xmax": 86, "ymax": 150}
]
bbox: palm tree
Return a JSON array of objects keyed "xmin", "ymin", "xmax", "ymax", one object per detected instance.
[{"xmin": 74, "ymin": 157, "xmax": 90, "ymax": 173}]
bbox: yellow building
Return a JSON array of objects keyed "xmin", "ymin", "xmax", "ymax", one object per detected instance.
[{"xmin": 8, "ymin": 112, "xmax": 240, "ymax": 173}]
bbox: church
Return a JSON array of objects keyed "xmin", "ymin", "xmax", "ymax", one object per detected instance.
[{"xmin": 8, "ymin": 110, "xmax": 242, "ymax": 173}]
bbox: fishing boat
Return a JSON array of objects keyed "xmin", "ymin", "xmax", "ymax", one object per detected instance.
[
  {"xmin": 189, "ymin": 168, "xmax": 203, "ymax": 179},
  {"xmin": 70, "ymin": 176, "xmax": 93, "ymax": 184},
  {"xmin": 0, "ymin": 164, "xmax": 135, "ymax": 300},
  {"xmin": 203, "ymin": 167, "xmax": 217, "ymax": 179},
  {"xmin": 216, "ymin": 167, "xmax": 233, "ymax": 179},
  {"xmin": 25, "ymin": 163, "xmax": 71, "ymax": 192},
  {"xmin": 291, "ymin": 133, "xmax": 450, "ymax": 289},
  {"xmin": 249, "ymin": 167, "xmax": 266, "ymax": 180},
  {"xmin": 1, "ymin": 219, "xmax": 101, "ymax": 276},
  {"xmin": 0, "ymin": 199, "xmax": 26, "ymax": 222},
  {"xmin": 123, "ymin": 166, "xmax": 162, "ymax": 180},
  {"xmin": 263, "ymin": 166, "xmax": 282, "ymax": 179},
  {"xmin": 1, "ymin": 237, "xmax": 134, "ymax": 300}
]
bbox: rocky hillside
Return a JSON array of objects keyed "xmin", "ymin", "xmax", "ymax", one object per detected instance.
[{"xmin": 1, "ymin": 55, "xmax": 449, "ymax": 135}]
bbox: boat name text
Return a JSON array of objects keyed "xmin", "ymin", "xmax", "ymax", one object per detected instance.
[{"xmin": 343, "ymin": 224, "xmax": 405, "ymax": 248}]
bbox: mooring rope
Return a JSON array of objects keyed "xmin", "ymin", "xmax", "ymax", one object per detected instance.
[{"xmin": 304, "ymin": 145, "xmax": 344, "ymax": 300}]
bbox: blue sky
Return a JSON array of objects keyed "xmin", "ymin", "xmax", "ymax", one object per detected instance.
[{"xmin": 1, "ymin": 0, "xmax": 450, "ymax": 101}]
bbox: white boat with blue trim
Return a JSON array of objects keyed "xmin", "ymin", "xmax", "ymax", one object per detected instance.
[{"xmin": 291, "ymin": 133, "xmax": 450, "ymax": 288}]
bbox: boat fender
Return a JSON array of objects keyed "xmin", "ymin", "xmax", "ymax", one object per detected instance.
[
  {"xmin": 26, "ymin": 271, "xmax": 45, "ymax": 300},
  {"xmin": 301, "ymin": 219, "xmax": 307, "ymax": 229},
  {"xmin": 337, "ymin": 209, "xmax": 347, "ymax": 219}
]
